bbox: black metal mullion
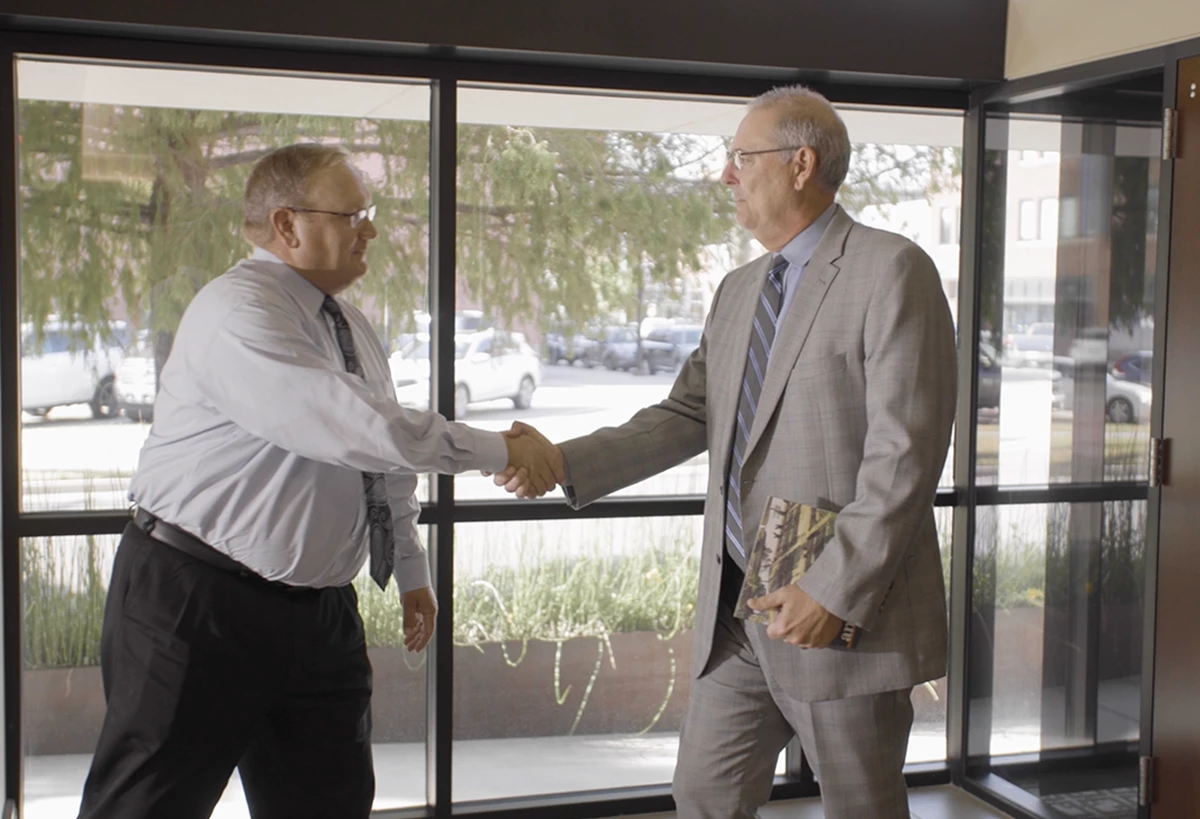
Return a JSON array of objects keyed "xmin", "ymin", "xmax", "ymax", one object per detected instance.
[
  {"xmin": 427, "ymin": 73, "xmax": 457, "ymax": 817},
  {"xmin": 5, "ymin": 488, "xmax": 974, "ymax": 538},
  {"xmin": 975, "ymin": 482, "xmax": 1148, "ymax": 506},
  {"xmin": 0, "ymin": 33, "xmax": 22, "ymax": 811},
  {"xmin": 947, "ymin": 96, "xmax": 985, "ymax": 785},
  {"xmin": 1137, "ymin": 42, "xmax": 1180, "ymax": 819}
]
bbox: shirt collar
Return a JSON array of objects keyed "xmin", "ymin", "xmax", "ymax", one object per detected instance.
[
  {"xmin": 777, "ymin": 202, "xmax": 838, "ymax": 270},
  {"xmin": 250, "ymin": 246, "xmax": 329, "ymax": 317}
]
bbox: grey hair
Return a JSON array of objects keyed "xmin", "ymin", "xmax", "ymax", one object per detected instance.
[
  {"xmin": 747, "ymin": 85, "xmax": 850, "ymax": 193},
  {"xmin": 242, "ymin": 143, "xmax": 352, "ymax": 245}
]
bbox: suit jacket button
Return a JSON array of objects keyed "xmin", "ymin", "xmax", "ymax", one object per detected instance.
[{"xmin": 715, "ymin": 553, "xmax": 722, "ymax": 565}]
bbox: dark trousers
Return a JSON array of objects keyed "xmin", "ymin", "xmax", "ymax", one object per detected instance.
[{"xmin": 77, "ymin": 523, "xmax": 374, "ymax": 819}]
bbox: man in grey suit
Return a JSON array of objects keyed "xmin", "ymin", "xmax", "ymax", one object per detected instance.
[{"xmin": 497, "ymin": 85, "xmax": 956, "ymax": 818}]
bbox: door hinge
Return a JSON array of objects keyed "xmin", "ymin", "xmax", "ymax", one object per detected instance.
[
  {"xmin": 1163, "ymin": 107, "xmax": 1178, "ymax": 160},
  {"xmin": 1149, "ymin": 437, "xmax": 1169, "ymax": 488},
  {"xmin": 1139, "ymin": 755, "xmax": 1155, "ymax": 806}
]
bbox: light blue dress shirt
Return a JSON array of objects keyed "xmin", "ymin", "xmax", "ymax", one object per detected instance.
[
  {"xmin": 129, "ymin": 248, "xmax": 508, "ymax": 591},
  {"xmin": 774, "ymin": 202, "xmax": 838, "ymax": 329}
]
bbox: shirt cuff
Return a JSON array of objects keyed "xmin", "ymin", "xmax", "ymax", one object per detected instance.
[
  {"xmin": 393, "ymin": 549, "xmax": 433, "ymax": 594},
  {"xmin": 561, "ymin": 452, "xmax": 578, "ymax": 504},
  {"xmin": 466, "ymin": 428, "xmax": 510, "ymax": 474}
]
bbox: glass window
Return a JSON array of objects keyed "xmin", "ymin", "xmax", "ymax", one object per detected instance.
[
  {"xmin": 17, "ymin": 58, "xmax": 431, "ymax": 512},
  {"xmin": 454, "ymin": 86, "xmax": 963, "ymax": 499},
  {"xmin": 908, "ymin": 505, "xmax": 955, "ymax": 764},
  {"xmin": 1060, "ymin": 196, "xmax": 1081, "ymax": 238},
  {"xmin": 452, "ymin": 516, "xmax": 703, "ymax": 800},
  {"xmin": 21, "ymin": 529, "xmax": 430, "ymax": 818},
  {"xmin": 976, "ymin": 116, "xmax": 1159, "ymax": 486},
  {"xmin": 940, "ymin": 206, "xmax": 959, "ymax": 245},
  {"xmin": 1039, "ymin": 198, "xmax": 1058, "ymax": 242},
  {"xmin": 967, "ymin": 501, "xmax": 1145, "ymax": 761},
  {"xmin": 17, "ymin": 56, "xmax": 433, "ymax": 816},
  {"xmin": 1018, "ymin": 199, "xmax": 1039, "ymax": 240}
]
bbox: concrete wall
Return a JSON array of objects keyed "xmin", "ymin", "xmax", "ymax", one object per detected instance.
[{"xmin": 1006, "ymin": 0, "xmax": 1200, "ymax": 78}]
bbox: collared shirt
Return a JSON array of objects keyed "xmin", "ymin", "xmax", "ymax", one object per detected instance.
[
  {"xmin": 129, "ymin": 248, "xmax": 509, "ymax": 591},
  {"xmin": 774, "ymin": 202, "xmax": 838, "ymax": 327}
]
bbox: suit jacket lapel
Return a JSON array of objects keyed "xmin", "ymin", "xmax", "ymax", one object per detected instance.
[{"xmin": 744, "ymin": 208, "xmax": 853, "ymax": 460}]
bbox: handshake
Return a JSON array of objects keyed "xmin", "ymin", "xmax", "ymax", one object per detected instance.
[{"xmin": 496, "ymin": 422, "xmax": 565, "ymax": 498}]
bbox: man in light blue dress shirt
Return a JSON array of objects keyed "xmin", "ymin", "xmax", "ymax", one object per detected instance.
[{"xmin": 77, "ymin": 144, "xmax": 560, "ymax": 819}]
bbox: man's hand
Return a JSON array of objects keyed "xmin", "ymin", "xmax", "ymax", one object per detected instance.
[
  {"xmin": 746, "ymin": 585, "xmax": 844, "ymax": 648},
  {"xmin": 400, "ymin": 586, "xmax": 437, "ymax": 653},
  {"xmin": 497, "ymin": 422, "xmax": 564, "ymax": 498}
]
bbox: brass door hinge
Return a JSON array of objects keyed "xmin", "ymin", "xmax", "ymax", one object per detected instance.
[
  {"xmin": 1139, "ymin": 755, "xmax": 1155, "ymax": 806},
  {"xmin": 1149, "ymin": 437, "xmax": 1169, "ymax": 488},
  {"xmin": 1163, "ymin": 107, "xmax": 1178, "ymax": 160}
]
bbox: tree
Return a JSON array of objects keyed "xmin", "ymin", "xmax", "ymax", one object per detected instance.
[{"xmin": 19, "ymin": 102, "xmax": 737, "ymax": 368}]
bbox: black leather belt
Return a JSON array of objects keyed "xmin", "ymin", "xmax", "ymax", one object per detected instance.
[{"xmin": 132, "ymin": 507, "xmax": 318, "ymax": 595}]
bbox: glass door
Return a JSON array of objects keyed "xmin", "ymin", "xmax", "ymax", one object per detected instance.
[{"xmin": 965, "ymin": 70, "xmax": 1164, "ymax": 819}]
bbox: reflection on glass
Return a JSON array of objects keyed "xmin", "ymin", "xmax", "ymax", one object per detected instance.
[
  {"xmin": 975, "ymin": 116, "xmax": 1160, "ymax": 486},
  {"xmin": 21, "ymin": 531, "xmax": 430, "ymax": 818},
  {"xmin": 454, "ymin": 85, "xmax": 963, "ymax": 498},
  {"xmin": 452, "ymin": 516, "xmax": 702, "ymax": 801},
  {"xmin": 967, "ymin": 501, "xmax": 1145, "ymax": 762},
  {"xmin": 17, "ymin": 58, "xmax": 431, "ymax": 511}
]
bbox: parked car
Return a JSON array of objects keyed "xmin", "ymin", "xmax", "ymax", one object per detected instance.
[
  {"xmin": 641, "ymin": 324, "xmax": 705, "ymax": 374},
  {"xmin": 390, "ymin": 328, "xmax": 541, "ymax": 418},
  {"xmin": 978, "ymin": 342, "xmax": 1001, "ymax": 409},
  {"xmin": 1111, "ymin": 350, "xmax": 1153, "ymax": 385},
  {"xmin": 544, "ymin": 332, "xmax": 597, "ymax": 366},
  {"xmin": 1003, "ymin": 322, "xmax": 1054, "ymax": 368},
  {"xmin": 582, "ymin": 326, "xmax": 641, "ymax": 371},
  {"xmin": 20, "ymin": 319, "xmax": 127, "ymax": 419},
  {"xmin": 114, "ymin": 330, "xmax": 158, "ymax": 422},
  {"xmin": 1052, "ymin": 357, "xmax": 1152, "ymax": 423}
]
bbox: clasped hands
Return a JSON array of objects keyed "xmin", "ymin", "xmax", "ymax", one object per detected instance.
[{"xmin": 496, "ymin": 421, "xmax": 564, "ymax": 498}]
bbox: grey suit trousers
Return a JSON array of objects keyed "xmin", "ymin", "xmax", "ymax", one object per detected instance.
[{"xmin": 672, "ymin": 603, "xmax": 913, "ymax": 819}]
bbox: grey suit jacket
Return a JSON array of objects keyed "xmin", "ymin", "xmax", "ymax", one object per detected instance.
[{"xmin": 559, "ymin": 206, "xmax": 956, "ymax": 702}]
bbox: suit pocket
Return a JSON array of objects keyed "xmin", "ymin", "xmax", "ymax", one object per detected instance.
[{"xmin": 788, "ymin": 352, "xmax": 847, "ymax": 383}]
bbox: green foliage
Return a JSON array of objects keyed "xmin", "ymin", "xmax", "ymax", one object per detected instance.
[
  {"xmin": 971, "ymin": 500, "xmax": 1146, "ymax": 613},
  {"xmin": 22, "ymin": 536, "xmax": 108, "ymax": 670},
  {"xmin": 21, "ymin": 97, "xmax": 970, "ymax": 352},
  {"xmin": 358, "ymin": 539, "xmax": 699, "ymax": 649},
  {"xmin": 19, "ymin": 101, "xmax": 737, "ymax": 348},
  {"xmin": 23, "ymin": 535, "xmax": 699, "ymax": 669},
  {"xmin": 839, "ymin": 144, "xmax": 961, "ymax": 220}
]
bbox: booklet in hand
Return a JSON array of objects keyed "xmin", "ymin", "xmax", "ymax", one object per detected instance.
[{"xmin": 732, "ymin": 496, "xmax": 861, "ymax": 649}]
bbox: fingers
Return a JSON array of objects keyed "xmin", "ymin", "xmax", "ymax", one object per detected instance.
[
  {"xmin": 402, "ymin": 589, "xmax": 438, "ymax": 653},
  {"xmin": 514, "ymin": 423, "xmax": 567, "ymax": 486},
  {"xmin": 409, "ymin": 609, "xmax": 435, "ymax": 653},
  {"xmin": 501, "ymin": 423, "xmax": 563, "ymax": 498}
]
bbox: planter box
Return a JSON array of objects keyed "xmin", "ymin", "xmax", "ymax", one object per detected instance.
[
  {"xmin": 24, "ymin": 630, "xmax": 695, "ymax": 755},
  {"xmin": 369, "ymin": 629, "xmax": 694, "ymax": 743}
]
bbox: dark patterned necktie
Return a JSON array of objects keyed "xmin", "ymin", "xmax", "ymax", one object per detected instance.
[
  {"xmin": 321, "ymin": 295, "xmax": 395, "ymax": 590},
  {"xmin": 724, "ymin": 254, "xmax": 789, "ymax": 567}
]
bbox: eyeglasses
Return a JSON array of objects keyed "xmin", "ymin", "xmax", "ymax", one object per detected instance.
[
  {"xmin": 727, "ymin": 146, "xmax": 804, "ymax": 170},
  {"xmin": 285, "ymin": 204, "xmax": 377, "ymax": 229}
]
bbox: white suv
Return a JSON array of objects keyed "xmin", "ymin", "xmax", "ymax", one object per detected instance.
[
  {"xmin": 21, "ymin": 320, "xmax": 127, "ymax": 419},
  {"xmin": 390, "ymin": 328, "xmax": 542, "ymax": 418}
]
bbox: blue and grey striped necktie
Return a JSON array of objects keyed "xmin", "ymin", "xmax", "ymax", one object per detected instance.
[
  {"xmin": 321, "ymin": 295, "xmax": 396, "ymax": 591},
  {"xmin": 724, "ymin": 254, "xmax": 789, "ymax": 566}
]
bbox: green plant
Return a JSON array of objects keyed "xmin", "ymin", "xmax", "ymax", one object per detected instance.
[
  {"xmin": 22, "ymin": 535, "xmax": 109, "ymax": 670},
  {"xmin": 23, "ymin": 527, "xmax": 701, "ymax": 667}
]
